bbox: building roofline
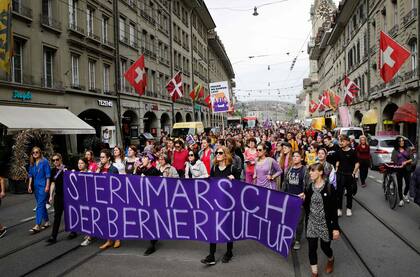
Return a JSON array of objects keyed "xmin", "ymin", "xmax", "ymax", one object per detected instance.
[{"xmin": 208, "ymin": 31, "xmax": 235, "ymax": 79}]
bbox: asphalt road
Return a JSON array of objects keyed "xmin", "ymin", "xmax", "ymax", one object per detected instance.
[{"xmin": 0, "ymin": 170, "xmax": 419, "ymax": 277}]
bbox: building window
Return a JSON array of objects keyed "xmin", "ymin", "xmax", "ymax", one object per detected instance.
[
  {"xmin": 87, "ymin": 7, "xmax": 94, "ymax": 35},
  {"xmin": 12, "ymin": 38, "xmax": 23, "ymax": 83},
  {"xmin": 410, "ymin": 39, "xmax": 417, "ymax": 71},
  {"xmin": 103, "ymin": 64, "xmax": 110, "ymax": 93},
  {"xmin": 88, "ymin": 60, "xmax": 96, "ymax": 90},
  {"xmin": 69, "ymin": 0, "xmax": 78, "ymax": 26},
  {"xmin": 119, "ymin": 17, "xmax": 126, "ymax": 41},
  {"xmin": 129, "ymin": 23, "xmax": 136, "ymax": 47},
  {"xmin": 42, "ymin": 0, "xmax": 52, "ymax": 23},
  {"xmin": 102, "ymin": 16, "xmax": 109, "ymax": 43},
  {"xmin": 71, "ymin": 54, "xmax": 80, "ymax": 86},
  {"xmin": 392, "ymin": 1, "xmax": 398, "ymax": 26},
  {"xmin": 43, "ymin": 47, "xmax": 54, "ymax": 88},
  {"xmin": 120, "ymin": 59, "xmax": 127, "ymax": 92}
]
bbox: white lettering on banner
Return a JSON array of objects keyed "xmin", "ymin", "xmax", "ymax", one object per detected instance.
[
  {"xmin": 138, "ymin": 209, "xmax": 155, "ymax": 239},
  {"xmin": 80, "ymin": 173, "xmax": 93, "ymax": 202},
  {"xmin": 97, "ymin": 99, "xmax": 113, "ymax": 107},
  {"xmin": 80, "ymin": 205, "xmax": 91, "ymax": 234},
  {"xmin": 92, "ymin": 207, "xmax": 103, "ymax": 236},
  {"xmin": 94, "ymin": 175, "xmax": 108, "ymax": 204},
  {"xmin": 173, "ymin": 209, "xmax": 190, "ymax": 239},
  {"xmin": 214, "ymin": 180, "xmax": 235, "ymax": 211},
  {"xmin": 123, "ymin": 208, "xmax": 138, "ymax": 238},
  {"xmin": 110, "ymin": 176, "xmax": 126, "ymax": 204},
  {"xmin": 241, "ymin": 186, "xmax": 260, "ymax": 213},
  {"xmin": 154, "ymin": 209, "xmax": 173, "ymax": 238},
  {"xmin": 107, "ymin": 208, "xmax": 119, "ymax": 238},
  {"xmin": 170, "ymin": 180, "xmax": 193, "ymax": 209},
  {"xmin": 68, "ymin": 173, "xmax": 79, "ymax": 200},
  {"xmin": 265, "ymin": 191, "xmax": 289, "ymax": 224},
  {"xmin": 231, "ymin": 211, "xmax": 245, "ymax": 240},
  {"xmin": 193, "ymin": 210, "xmax": 208, "ymax": 240},
  {"xmin": 145, "ymin": 177, "xmax": 168, "ymax": 208},
  {"xmin": 194, "ymin": 180, "xmax": 214, "ymax": 210},
  {"xmin": 267, "ymin": 221, "xmax": 281, "ymax": 249},
  {"xmin": 125, "ymin": 177, "xmax": 144, "ymax": 205},
  {"xmin": 279, "ymin": 225, "xmax": 294, "ymax": 253},
  {"xmin": 254, "ymin": 214, "xmax": 269, "ymax": 241},
  {"xmin": 215, "ymin": 211, "xmax": 231, "ymax": 241},
  {"xmin": 69, "ymin": 205, "xmax": 79, "ymax": 228}
]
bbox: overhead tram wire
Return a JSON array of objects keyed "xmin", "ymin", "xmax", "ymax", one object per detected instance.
[{"xmin": 209, "ymin": 0, "xmax": 289, "ymax": 12}]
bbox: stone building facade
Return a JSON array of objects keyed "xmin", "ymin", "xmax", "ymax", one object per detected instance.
[
  {"xmin": 305, "ymin": 0, "xmax": 418, "ymax": 142},
  {"xmin": 0, "ymin": 0, "xmax": 235, "ymax": 154}
]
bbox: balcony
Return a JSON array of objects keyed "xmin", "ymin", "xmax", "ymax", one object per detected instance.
[
  {"xmin": 388, "ymin": 24, "xmax": 399, "ymax": 38},
  {"xmin": 87, "ymin": 31, "xmax": 101, "ymax": 43},
  {"xmin": 120, "ymin": 36, "xmax": 129, "ymax": 45},
  {"xmin": 402, "ymin": 8, "xmax": 417, "ymax": 27},
  {"xmin": 140, "ymin": 10, "xmax": 156, "ymax": 26},
  {"xmin": 41, "ymin": 78, "xmax": 63, "ymax": 90},
  {"xmin": 70, "ymin": 82, "xmax": 85, "ymax": 90},
  {"xmin": 12, "ymin": 0, "xmax": 33, "ymax": 21},
  {"xmin": 174, "ymin": 65, "xmax": 182, "ymax": 72},
  {"xmin": 102, "ymin": 39, "xmax": 114, "ymax": 49},
  {"xmin": 68, "ymin": 23, "xmax": 85, "ymax": 36},
  {"xmin": 40, "ymin": 14, "xmax": 62, "ymax": 33},
  {"xmin": 159, "ymin": 57, "xmax": 170, "ymax": 66},
  {"xmin": 103, "ymin": 90, "xmax": 113, "ymax": 95}
]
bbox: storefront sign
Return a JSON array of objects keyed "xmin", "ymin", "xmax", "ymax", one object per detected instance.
[
  {"xmin": 12, "ymin": 90, "xmax": 32, "ymax": 101},
  {"xmin": 145, "ymin": 103, "xmax": 158, "ymax": 112},
  {"xmin": 98, "ymin": 100, "xmax": 113, "ymax": 107},
  {"xmin": 194, "ymin": 104, "xmax": 201, "ymax": 111}
]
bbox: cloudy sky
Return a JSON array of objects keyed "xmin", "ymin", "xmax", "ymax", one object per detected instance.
[{"xmin": 208, "ymin": 0, "xmax": 340, "ymax": 103}]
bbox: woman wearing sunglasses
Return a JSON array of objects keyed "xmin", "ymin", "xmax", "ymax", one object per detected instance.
[
  {"xmin": 46, "ymin": 154, "xmax": 77, "ymax": 244},
  {"xmin": 201, "ymin": 146, "xmax": 236, "ymax": 265},
  {"xmin": 185, "ymin": 151, "xmax": 209, "ymax": 179},
  {"xmin": 253, "ymin": 143, "xmax": 282, "ymax": 189},
  {"xmin": 28, "ymin": 147, "xmax": 51, "ymax": 234}
]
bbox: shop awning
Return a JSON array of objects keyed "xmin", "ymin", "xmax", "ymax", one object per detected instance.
[
  {"xmin": 361, "ymin": 109, "xmax": 378, "ymax": 125},
  {"xmin": 0, "ymin": 106, "xmax": 96, "ymax": 134},
  {"xmin": 393, "ymin": 103, "xmax": 417, "ymax": 123}
]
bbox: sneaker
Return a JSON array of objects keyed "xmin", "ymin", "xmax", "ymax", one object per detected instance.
[
  {"xmin": 337, "ymin": 209, "xmax": 342, "ymax": 217},
  {"xmin": 399, "ymin": 200, "xmax": 404, "ymax": 207},
  {"xmin": 403, "ymin": 195, "xmax": 410, "ymax": 203},
  {"xmin": 201, "ymin": 255, "xmax": 216, "ymax": 265},
  {"xmin": 81, "ymin": 238, "xmax": 91, "ymax": 247},
  {"xmin": 33, "ymin": 206, "xmax": 37, "ymax": 212},
  {"xmin": 346, "ymin": 209, "xmax": 352, "ymax": 217},
  {"xmin": 46, "ymin": 204, "xmax": 51, "ymax": 210},
  {"xmin": 144, "ymin": 246, "xmax": 156, "ymax": 256},
  {"xmin": 222, "ymin": 252, "xmax": 233, "ymax": 263},
  {"xmin": 293, "ymin": 241, "xmax": 301, "ymax": 250},
  {"xmin": 0, "ymin": 228, "xmax": 7, "ymax": 238}
]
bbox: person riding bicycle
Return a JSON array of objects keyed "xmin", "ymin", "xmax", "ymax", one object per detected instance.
[{"xmin": 391, "ymin": 137, "xmax": 414, "ymax": 207}]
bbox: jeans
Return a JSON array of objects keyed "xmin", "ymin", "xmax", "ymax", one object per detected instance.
[
  {"xmin": 396, "ymin": 168, "xmax": 410, "ymax": 200},
  {"xmin": 35, "ymin": 184, "xmax": 49, "ymax": 225},
  {"xmin": 209, "ymin": 242, "xmax": 233, "ymax": 256},
  {"xmin": 51, "ymin": 194, "xmax": 64, "ymax": 239},
  {"xmin": 307, "ymin": 237, "xmax": 333, "ymax": 265},
  {"xmin": 337, "ymin": 173, "xmax": 353, "ymax": 209},
  {"xmin": 359, "ymin": 160, "xmax": 369, "ymax": 185}
]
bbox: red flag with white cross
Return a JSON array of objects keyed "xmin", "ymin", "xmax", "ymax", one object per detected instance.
[
  {"xmin": 379, "ymin": 31, "xmax": 411, "ymax": 83},
  {"xmin": 166, "ymin": 72, "xmax": 183, "ymax": 102},
  {"xmin": 124, "ymin": 54, "xmax": 147, "ymax": 96}
]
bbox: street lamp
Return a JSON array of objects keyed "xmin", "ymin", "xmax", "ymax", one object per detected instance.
[{"xmin": 253, "ymin": 7, "xmax": 259, "ymax": 16}]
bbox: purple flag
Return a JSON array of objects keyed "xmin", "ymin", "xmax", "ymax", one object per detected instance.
[{"xmin": 64, "ymin": 172, "xmax": 302, "ymax": 257}]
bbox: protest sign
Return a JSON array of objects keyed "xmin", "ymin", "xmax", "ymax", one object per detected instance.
[
  {"xmin": 64, "ymin": 172, "xmax": 302, "ymax": 257},
  {"xmin": 210, "ymin": 81, "xmax": 230, "ymax": 113}
]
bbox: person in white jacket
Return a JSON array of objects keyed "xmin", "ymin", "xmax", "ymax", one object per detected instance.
[{"xmin": 185, "ymin": 151, "xmax": 209, "ymax": 179}]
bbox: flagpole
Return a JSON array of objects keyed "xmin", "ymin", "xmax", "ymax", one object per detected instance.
[
  {"xmin": 169, "ymin": 1, "xmax": 175, "ymax": 128},
  {"xmin": 416, "ymin": 0, "xmax": 420, "ymax": 166}
]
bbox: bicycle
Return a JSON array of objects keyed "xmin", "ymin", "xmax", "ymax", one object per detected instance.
[{"xmin": 379, "ymin": 163, "xmax": 402, "ymax": 209}]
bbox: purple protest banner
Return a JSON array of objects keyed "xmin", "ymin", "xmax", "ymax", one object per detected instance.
[{"xmin": 63, "ymin": 172, "xmax": 302, "ymax": 257}]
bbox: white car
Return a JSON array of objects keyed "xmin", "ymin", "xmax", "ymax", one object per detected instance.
[{"xmin": 333, "ymin": 127, "xmax": 365, "ymax": 143}]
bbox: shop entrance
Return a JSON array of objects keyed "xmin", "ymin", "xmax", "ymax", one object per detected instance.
[{"xmin": 78, "ymin": 109, "xmax": 114, "ymax": 154}]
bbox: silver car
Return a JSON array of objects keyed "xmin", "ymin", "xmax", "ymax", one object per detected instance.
[{"xmin": 369, "ymin": 136, "xmax": 416, "ymax": 169}]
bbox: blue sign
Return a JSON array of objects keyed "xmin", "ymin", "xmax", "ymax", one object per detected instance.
[{"xmin": 12, "ymin": 90, "xmax": 32, "ymax": 100}]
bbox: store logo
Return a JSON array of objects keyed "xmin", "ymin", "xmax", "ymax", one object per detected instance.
[
  {"xmin": 12, "ymin": 90, "xmax": 32, "ymax": 100},
  {"xmin": 98, "ymin": 99, "xmax": 113, "ymax": 107}
]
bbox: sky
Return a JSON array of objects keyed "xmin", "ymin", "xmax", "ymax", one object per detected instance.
[{"xmin": 207, "ymin": 0, "xmax": 340, "ymax": 104}]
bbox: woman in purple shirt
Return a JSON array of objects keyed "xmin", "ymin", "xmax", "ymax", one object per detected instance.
[
  {"xmin": 253, "ymin": 143, "xmax": 282, "ymax": 189},
  {"xmin": 391, "ymin": 137, "xmax": 414, "ymax": 207}
]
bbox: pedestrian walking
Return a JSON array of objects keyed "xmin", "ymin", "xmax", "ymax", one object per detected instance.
[
  {"xmin": 391, "ymin": 136, "xmax": 414, "ymax": 207},
  {"xmin": 301, "ymin": 163, "xmax": 340, "ymax": 277},
  {"xmin": 201, "ymin": 146, "xmax": 236, "ymax": 265},
  {"xmin": 46, "ymin": 154, "xmax": 77, "ymax": 244},
  {"xmin": 336, "ymin": 135, "xmax": 359, "ymax": 217},
  {"xmin": 0, "ymin": 176, "xmax": 6, "ymax": 238},
  {"xmin": 185, "ymin": 151, "xmax": 209, "ymax": 178},
  {"xmin": 356, "ymin": 136, "xmax": 370, "ymax": 187},
  {"xmin": 97, "ymin": 149, "xmax": 120, "ymax": 250},
  {"xmin": 112, "ymin": 146, "xmax": 126, "ymax": 174},
  {"xmin": 323, "ymin": 136, "xmax": 339, "ymax": 168},
  {"xmin": 244, "ymin": 138, "xmax": 258, "ymax": 184},
  {"xmin": 28, "ymin": 147, "xmax": 51, "ymax": 234},
  {"xmin": 317, "ymin": 148, "xmax": 336, "ymax": 188},
  {"xmin": 253, "ymin": 143, "xmax": 282, "ymax": 189},
  {"xmin": 157, "ymin": 154, "xmax": 179, "ymax": 178},
  {"xmin": 76, "ymin": 158, "xmax": 94, "ymax": 247},
  {"xmin": 282, "ymin": 151, "xmax": 308, "ymax": 250}
]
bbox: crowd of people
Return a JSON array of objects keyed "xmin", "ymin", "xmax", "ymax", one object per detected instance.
[{"xmin": 1, "ymin": 123, "xmax": 420, "ymax": 277}]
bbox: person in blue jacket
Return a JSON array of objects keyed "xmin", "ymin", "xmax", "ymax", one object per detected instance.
[{"xmin": 28, "ymin": 147, "xmax": 51, "ymax": 234}]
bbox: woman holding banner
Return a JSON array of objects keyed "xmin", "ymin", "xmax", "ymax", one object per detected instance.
[
  {"xmin": 201, "ymin": 146, "xmax": 236, "ymax": 265},
  {"xmin": 97, "ymin": 149, "xmax": 120, "ymax": 250},
  {"xmin": 185, "ymin": 151, "xmax": 208, "ymax": 179},
  {"xmin": 301, "ymin": 163, "xmax": 340, "ymax": 277}
]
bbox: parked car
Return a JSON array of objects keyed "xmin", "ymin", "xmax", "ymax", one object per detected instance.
[
  {"xmin": 369, "ymin": 136, "xmax": 416, "ymax": 169},
  {"xmin": 333, "ymin": 127, "xmax": 364, "ymax": 143}
]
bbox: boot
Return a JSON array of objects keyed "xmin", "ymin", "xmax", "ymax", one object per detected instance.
[
  {"xmin": 325, "ymin": 258, "xmax": 334, "ymax": 274},
  {"xmin": 99, "ymin": 240, "xmax": 113, "ymax": 250}
]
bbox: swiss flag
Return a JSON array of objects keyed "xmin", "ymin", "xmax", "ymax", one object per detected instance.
[
  {"xmin": 204, "ymin": 95, "xmax": 212, "ymax": 108},
  {"xmin": 343, "ymin": 75, "xmax": 359, "ymax": 106},
  {"xmin": 309, "ymin": 99, "xmax": 319, "ymax": 113},
  {"xmin": 124, "ymin": 55, "xmax": 147, "ymax": 96},
  {"xmin": 379, "ymin": 31, "xmax": 411, "ymax": 83},
  {"xmin": 166, "ymin": 72, "xmax": 183, "ymax": 102},
  {"xmin": 322, "ymin": 90, "xmax": 331, "ymax": 108}
]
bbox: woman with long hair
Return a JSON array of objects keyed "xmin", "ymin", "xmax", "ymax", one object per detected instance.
[
  {"xmin": 28, "ymin": 147, "xmax": 51, "ymax": 234},
  {"xmin": 85, "ymin": 150, "xmax": 98, "ymax": 172},
  {"xmin": 199, "ymin": 138, "xmax": 213, "ymax": 175},
  {"xmin": 253, "ymin": 143, "xmax": 282, "ymax": 189},
  {"xmin": 201, "ymin": 146, "xmax": 235, "ymax": 265},
  {"xmin": 112, "ymin": 146, "xmax": 126, "ymax": 174},
  {"xmin": 185, "ymin": 151, "xmax": 209, "ymax": 178},
  {"xmin": 355, "ymin": 135, "xmax": 370, "ymax": 187},
  {"xmin": 124, "ymin": 145, "xmax": 138, "ymax": 175},
  {"xmin": 317, "ymin": 148, "xmax": 337, "ymax": 188},
  {"xmin": 244, "ymin": 138, "xmax": 258, "ymax": 184},
  {"xmin": 391, "ymin": 136, "xmax": 414, "ymax": 207},
  {"xmin": 157, "ymin": 154, "xmax": 179, "ymax": 178},
  {"xmin": 301, "ymin": 163, "xmax": 340, "ymax": 277},
  {"xmin": 97, "ymin": 149, "xmax": 120, "ymax": 250}
]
